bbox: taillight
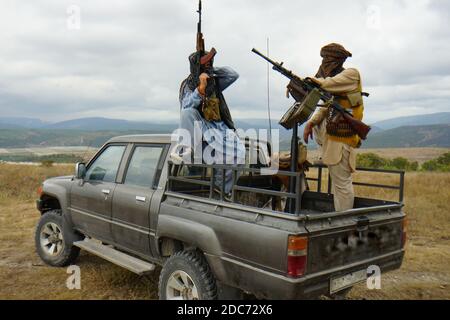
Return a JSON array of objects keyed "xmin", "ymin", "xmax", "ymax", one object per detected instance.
[
  {"xmin": 401, "ymin": 217, "xmax": 407, "ymax": 248},
  {"xmin": 287, "ymin": 235, "xmax": 308, "ymax": 277}
]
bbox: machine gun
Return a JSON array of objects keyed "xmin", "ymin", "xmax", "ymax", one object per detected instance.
[
  {"xmin": 251, "ymin": 48, "xmax": 371, "ymax": 140},
  {"xmin": 252, "ymin": 48, "xmax": 371, "ymax": 213}
]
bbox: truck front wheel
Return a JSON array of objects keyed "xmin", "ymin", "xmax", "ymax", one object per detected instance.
[
  {"xmin": 35, "ymin": 210, "xmax": 81, "ymax": 267},
  {"xmin": 158, "ymin": 250, "xmax": 217, "ymax": 300}
]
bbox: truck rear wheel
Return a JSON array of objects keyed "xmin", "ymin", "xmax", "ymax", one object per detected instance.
[
  {"xmin": 158, "ymin": 250, "xmax": 217, "ymax": 300},
  {"xmin": 35, "ymin": 210, "xmax": 81, "ymax": 267}
]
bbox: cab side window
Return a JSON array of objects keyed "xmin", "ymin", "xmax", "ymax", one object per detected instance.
[
  {"xmin": 85, "ymin": 145, "xmax": 125, "ymax": 183},
  {"xmin": 124, "ymin": 146, "xmax": 163, "ymax": 188}
]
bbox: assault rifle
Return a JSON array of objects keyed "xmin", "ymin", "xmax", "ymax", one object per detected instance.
[
  {"xmin": 195, "ymin": 1, "xmax": 216, "ymax": 76},
  {"xmin": 252, "ymin": 48, "xmax": 371, "ymax": 140},
  {"xmin": 194, "ymin": 0, "xmax": 217, "ymax": 100}
]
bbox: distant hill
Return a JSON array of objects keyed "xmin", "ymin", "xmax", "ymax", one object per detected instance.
[
  {"xmin": 363, "ymin": 124, "xmax": 450, "ymax": 148},
  {"xmin": 0, "ymin": 122, "xmax": 293, "ymax": 149},
  {"xmin": 1, "ymin": 124, "xmax": 448, "ymax": 149},
  {"xmin": 0, "ymin": 129, "xmax": 159, "ymax": 148},
  {"xmin": 1, "ymin": 112, "xmax": 449, "ymax": 132},
  {"xmin": 0, "ymin": 116, "xmax": 177, "ymax": 131},
  {"xmin": 43, "ymin": 117, "xmax": 177, "ymax": 132},
  {"xmin": 1, "ymin": 114, "xmax": 449, "ymax": 149},
  {"xmin": 44, "ymin": 117, "xmax": 284, "ymax": 133},
  {"xmin": 372, "ymin": 112, "xmax": 450, "ymax": 130},
  {"xmin": 0, "ymin": 117, "xmax": 48, "ymax": 129},
  {"xmin": 369, "ymin": 126, "xmax": 384, "ymax": 134},
  {"xmin": 0, "ymin": 116, "xmax": 280, "ymax": 132}
]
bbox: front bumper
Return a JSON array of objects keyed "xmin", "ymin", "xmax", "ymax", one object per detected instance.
[
  {"xmin": 206, "ymin": 249, "xmax": 405, "ymax": 299},
  {"xmin": 36, "ymin": 199, "xmax": 43, "ymax": 212}
]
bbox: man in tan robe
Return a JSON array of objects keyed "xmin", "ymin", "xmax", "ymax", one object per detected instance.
[{"xmin": 303, "ymin": 43, "xmax": 365, "ymax": 212}]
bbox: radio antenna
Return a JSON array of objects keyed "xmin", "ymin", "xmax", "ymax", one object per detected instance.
[
  {"xmin": 80, "ymin": 137, "xmax": 93, "ymax": 163},
  {"xmin": 266, "ymin": 37, "xmax": 272, "ymax": 143}
]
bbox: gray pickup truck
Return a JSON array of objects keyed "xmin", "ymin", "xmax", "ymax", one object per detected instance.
[{"xmin": 35, "ymin": 134, "xmax": 406, "ymax": 300}]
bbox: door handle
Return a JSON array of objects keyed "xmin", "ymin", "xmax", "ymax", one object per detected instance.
[
  {"xmin": 136, "ymin": 196, "xmax": 146, "ymax": 202},
  {"xmin": 101, "ymin": 189, "xmax": 110, "ymax": 195}
]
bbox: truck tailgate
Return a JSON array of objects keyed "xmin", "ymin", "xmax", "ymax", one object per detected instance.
[{"xmin": 305, "ymin": 205, "xmax": 405, "ymax": 274}]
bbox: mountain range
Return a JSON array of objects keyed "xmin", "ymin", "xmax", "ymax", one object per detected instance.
[
  {"xmin": 371, "ymin": 112, "xmax": 450, "ymax": 130},
  {"xmin": 0, "ymin": 116, "xmax": 277, "ymax": 132},
  {"xmin": 0, "ymin": 112, "xmax": 449, "ymax": 148}
]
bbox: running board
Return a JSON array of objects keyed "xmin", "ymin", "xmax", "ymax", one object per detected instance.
[{"xmin": 74, "ymin": 238, "xmax": 156, "ymax": 275}]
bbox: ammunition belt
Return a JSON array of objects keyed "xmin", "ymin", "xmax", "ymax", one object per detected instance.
[
  {"xmin": 202, "ymin": 96, "xmax": 221, "ymax": 122},
  {"xmin": 326, "ymin": 108, "xmax": 357, "ymax": 138}
]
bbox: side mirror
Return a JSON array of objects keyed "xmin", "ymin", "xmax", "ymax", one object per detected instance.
[{"xmin": 75, "ymin": 162, "xmax": 86, "ymax": 180}]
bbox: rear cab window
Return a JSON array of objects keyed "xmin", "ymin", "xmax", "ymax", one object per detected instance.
[{"xmin": 124, "ymin": 145, "xmax": 165, "ymax": 188}]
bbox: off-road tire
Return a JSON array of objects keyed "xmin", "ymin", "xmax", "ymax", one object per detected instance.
[
  {"xmin": 35, "ymin": 209, "xmax": 82, "ymax": 267},
  {"xmin": 158, "ymin": 250, "xmax": 217, "ymax": 300}
]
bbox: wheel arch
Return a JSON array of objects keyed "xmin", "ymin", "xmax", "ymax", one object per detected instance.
[
  {"xmin": 156, "ymin": 215, "xmax": 222, "ymax": 257},
  {"xmin": 39, "ymin": 193, "xmax": 62, "ymax": 214},
  {"xmin": 39, "ymin": 182, "xmax": 70, "ymax": 216},
  {"xmin": 158, "ymin": 237, "xmax": 184, "ymax": 257},
  {"xmin": 39, "ymin": 184, "xmax": 75, "ymax": 230}
]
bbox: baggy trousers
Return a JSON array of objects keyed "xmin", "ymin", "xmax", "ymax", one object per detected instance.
[
  {"xmin": 313, "ymin": 121, "xmax": 355, "ymax": 212},
  {"xmin": 180, "ymin": 107, "xmax": 242, "ymax": 194}
]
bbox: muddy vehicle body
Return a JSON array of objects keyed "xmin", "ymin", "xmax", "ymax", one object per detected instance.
[{"xmin": 35, "ymin": 134, "xmax": 406, "ymax": 299}]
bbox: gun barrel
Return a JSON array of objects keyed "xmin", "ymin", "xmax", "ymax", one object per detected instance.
[
  {"xmin": 197, "ymin": 0, "xmax": 202, "ymax": 31},
  {"xmin": 252, "ymin": 48, "xmax": 278, "ymax": 66},
  {"xmin": 251, "ymin": 48, "xmax": 263, "ymax": 56}
]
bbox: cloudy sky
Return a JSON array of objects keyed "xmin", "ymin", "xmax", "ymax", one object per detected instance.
[{"xmin": 0, "ymin": 0, "xmax": 449, "ymax": 124}]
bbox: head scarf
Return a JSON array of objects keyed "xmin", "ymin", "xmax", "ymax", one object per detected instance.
[
  {"xmin": 181, "ymin": 51, "xmax": 214, "ymax": 94},
  {"xmin": 178, "ymin": 50, "xmax": 235, "ymax": 130},
  {"xmin": 315, "ymin": 43, "xmax": 352, "ymax": 78}
]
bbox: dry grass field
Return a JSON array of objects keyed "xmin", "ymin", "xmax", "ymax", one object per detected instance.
[
  {"xmin": 0, "ymin": 150, "xmax": 449, "ymax": 300},
  {"xmin": 308, "ymin": 147, "xmax": 449, "ymax": 164}
]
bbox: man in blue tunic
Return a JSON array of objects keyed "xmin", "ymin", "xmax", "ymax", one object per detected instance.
[{"xmin": 176, "ymin": 50, "xmax": 245, "ymax": 197}]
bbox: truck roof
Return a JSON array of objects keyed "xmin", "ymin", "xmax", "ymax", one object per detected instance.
[
  {"xmin": 107, "ymin": 134, "xmax": 172, "ymax": 144},
  {"xmin": 106, "ymin": 133, "xmax": 271, "ymax": 146}
]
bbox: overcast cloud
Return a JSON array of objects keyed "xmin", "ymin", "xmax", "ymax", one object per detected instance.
[{"xmin": 0, "ymin": 0, "xmax": 449, "ymax": 123}]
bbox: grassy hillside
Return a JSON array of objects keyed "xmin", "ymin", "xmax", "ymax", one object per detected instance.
[
  {"xmin": 0, "ymin": 129, "xmax": 163, "ymax": 148},
  {"xmin": 44, "ymin": 117, "xmax": 177, "ymax": 132},
  {"xmin": 372, "ymin": 112, "xmax": 450, "ymax": 130},
  {"xmin": 364, "ymin": 124, "xmax": 450, "ymax": 148},
  {"xmin": 1, "ymin": 123, "xmax": 449, "ymax": 149}
]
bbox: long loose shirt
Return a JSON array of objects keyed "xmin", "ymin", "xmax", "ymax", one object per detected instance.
[
  {"xmin": 308, "ymin": 68, "xmax": 363, "ymax": 171},
  {"xmin": 180, "ymin": 66, "xmax": 245, "ymax": 163}
]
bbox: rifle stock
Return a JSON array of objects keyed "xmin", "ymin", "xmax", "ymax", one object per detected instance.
[{"xmin": 341, "ymin": 111, "xmax": 370, "ymax": 140}]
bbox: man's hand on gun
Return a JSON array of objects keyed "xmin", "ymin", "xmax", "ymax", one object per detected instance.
[
  {"xmin": 198, "ymin": 72, "xmax": 210, "ymax": 96},
  {"xmin": 303, "ymin": 122, "xmax": 314, "ymax": 144}
]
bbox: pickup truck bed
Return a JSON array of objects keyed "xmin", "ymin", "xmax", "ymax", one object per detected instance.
[{"xmin": 159, "ymin": 185, "xmax": 404, "ymax": 298}]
